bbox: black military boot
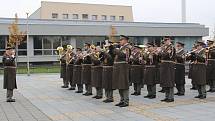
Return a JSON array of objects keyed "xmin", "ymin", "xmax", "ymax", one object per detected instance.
[
  {"xmin": 131, "ymin": 92, "xmax": 137, "ymax": 95},
  {"xmin": 7, "ymin": 99, "xmax": 15, "ymax": 102}
]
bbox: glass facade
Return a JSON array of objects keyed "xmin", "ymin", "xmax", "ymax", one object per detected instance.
[
  {"xmin": 33, "ymin": 36, "xmax": 65, "ymax": 56},
  {"xmin": 0, "ymin": 35, "xmax": 199, "ymax": 57},
  {"xmin": 0, "ymin": 36, "xmax": 6, "ymax": 56},
  {"xmin": 0, "ymin": 36, "xmax": 27, "ymax": 56}
]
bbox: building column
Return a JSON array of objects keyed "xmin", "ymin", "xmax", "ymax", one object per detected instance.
[{"xmin": 28, "ymin": 36, "xmax": 34, "ymax": 57}]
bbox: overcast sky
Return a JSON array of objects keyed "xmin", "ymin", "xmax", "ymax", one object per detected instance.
[{"xmin": 0, "ymin": 0, "xmax": 215, "ymax": 38}]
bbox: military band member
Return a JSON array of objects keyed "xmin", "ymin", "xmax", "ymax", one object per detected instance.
[
  {"xmin": 174, "ymin": 42, "xmax": 186, "ymax": 96},
  {"xmin": 191, "ymin": 41, "xmax": 207, "ymax": 99},
  {"xmin": 187, "ymin": 45, "xmax": 198, "ymax": 90},
  {"xmin": 159, "ymin": 37, "xmax": 176, "ymax": 102},
  {"xmin": 3, "ymin": 47, "xmax": 17, "ymax": 102},
  {"xmin": 73, "ymin": 48, "xmax": 84, "ymax": 93},
  {"xmin": 113, "ymin": 35, "xmax": 131, "ymax": 107},
  {"xmin": 144, "ymin": 43, "xmax": 159, "ymax": 99},
  {"xmin": 82, "ymin": 43, "xmax": 93, "ymax": 96},
  {"xmin": 60, "ymin": 48, "xmax": 68, "ymax": 88},
  {"xmin": 206, "ymin": 40, "xmax": 215, "ymax": 92},
  {"xmin": 158, "ymin": 41, "xmax": 165, "ymax": 93},
  {"xmin": 66, "ymin": 46, "xmax": 76, "ymax": 90},
  {"xmin": 130, "ymin": 45, "xmax": 143, "ymax": 96},
  {"xmin": 102, "ymin": 44, "xmax": 115, "ymax": 103},
  {"xmin": 91, "ymin": 46, "xmax": 103, "ymax": 99}
]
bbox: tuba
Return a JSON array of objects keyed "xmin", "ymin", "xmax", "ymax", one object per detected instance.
[{"xmin": 66, "ymin": 45, "xmax": 73, "ymax": 65}]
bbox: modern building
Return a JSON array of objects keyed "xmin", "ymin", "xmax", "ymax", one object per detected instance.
[
  {"xmin": 30, "ymin": 1, "xmax": 133, "ymax": 22},
  {"xmin": 0, "ymin": 1, "xmax": 209, "ymax": 63}
]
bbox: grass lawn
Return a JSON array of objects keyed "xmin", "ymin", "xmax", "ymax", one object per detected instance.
[{"xmin": 0, "ymin": 66, "xmax": 60, "ymax": 74}]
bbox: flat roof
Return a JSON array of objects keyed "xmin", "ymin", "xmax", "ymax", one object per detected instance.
[
  {"xmin": 0, "ymin": 18, "xmax": 206, "ymax": 28},
  {"xmin": 0, "ymin": 18, "xmax": 209, "ymax": 36},
  {"xmin": 41, "ymin": 1, "xmax": 132, "ymax": 7}
]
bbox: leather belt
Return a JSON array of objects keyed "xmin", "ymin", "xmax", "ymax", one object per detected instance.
[
  {"xmin": 103, "ymin": 66, "xmax": 113, "ymax": 68},
  {"xmin": 114, "ymin": 61, "xmax": 127, "ymax": 64},
  {"xmin": 161, "ymin": 60, "xmax": 174, "ymax": 63},
  {"xmin": 145, "ymin": 65, "xmax": 156, "ymax": 68}
]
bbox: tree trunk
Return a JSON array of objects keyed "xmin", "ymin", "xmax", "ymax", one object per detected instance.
[{"xmin": 15, "ymin": 41, "xmax": 18, "ymax": 66}]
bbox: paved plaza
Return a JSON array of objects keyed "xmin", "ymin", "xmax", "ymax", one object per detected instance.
[{"xmin": 1, "ymin": 74, "xmax": 215, "ymax": 121}]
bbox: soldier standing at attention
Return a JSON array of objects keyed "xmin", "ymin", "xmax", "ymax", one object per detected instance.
[
  {"xmin": 159, "ymin": 37, "xmax": 176, "ymax": 102},
  {"xmin": 174, "ymin": 42, "xmax": 186, "ymax": 96},
  {"xmin": 3, "ymin": 47, "xmax": 17, "ymax": 102},
  {"xmin": 113, "ymin": 35, "xmax": 132, "ymax": 107}
]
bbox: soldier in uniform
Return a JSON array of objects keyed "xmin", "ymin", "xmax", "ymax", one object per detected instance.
[
  {"xmin": 159, "ymin": 37, "xmax": 176, "ymax": 102},
  {"xmin": 174, "ymin": 42, "xmax": 186, "ymax": 96},
  {"xmin": 144, "ymin": 43, "xmax": 160, "ymax": 99},
  {"xmin": 60, "ymin": 48, "xmax": 68, "ymax": 88},
  {"xmin": 187, "ymin": 45, "xmax": 198, "ymax": 90},
  {"xmin": 102, "ymin": 44, "xmax": 115, "ymax": 103},
  {"xmin": 130, "ymin": 46, "xmax": 143, "ymax": 96},
  {"xmin": 73, "ymin": 48, "xmax": 84, "ymax": 93},
  {"xmin": 82, "ymin": 43, "xmax": 93, "ymax": 96},
  {"xmin": 191, "ymin": 41, "xmax": 207, "ymax": 99},
  {"xmin": 66, "ymin": 46, "xmax": 76, "ymax": 90},
  {"xmin": 113, "ymin": 35, "xmax": 131, "ymax": 107},
  {"xmin": 3, "ymin": 47, "xmax": 17, "ymax": 102},
  {"xmin": 91, "ymin": 46, "xmax": 103, "ymax": 99},
  {"xmin": 206, "ymin": 40, "xmax": 215, "ymax": 92}
]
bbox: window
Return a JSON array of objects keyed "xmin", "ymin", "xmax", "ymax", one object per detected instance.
[
  {"xmin": 73, "ymin": 14, "xmax": 79, "ymax": 19},
  {"xmin": 110, "ymin": 16, "xmax": 116, "ymax": 21},
  {"xmin": 33, "ymin": 36, "xmax": 71, "ymax": 56},
  {"xmin": 92, "ymin": 15, "xmax": 98, "ymax": 20},
  {"xmin": 101, "ymin": 15, "xmax": 107, "ymax": 20},
  {"xmin": 119, "ymin": 16, "xmax": 124, "ymax": 21},
  {"xmin": 52, "ymin": 13, "xmax": 58, "ymax": 19},
  {"xmin": 0, "ymin": 36, "xmax": 6, "ymax": 56},
  {"xmin": 53, "ymin": 37, "xmax": 61, "ymax": 55},
  {"xmin": 62, "ymin": 14, "xmax": 69, "ymax": 19},
  {"xmin": 43, "ymin": 37, "xmax": 52, "ymax": 55},
  {"xmin": 82, "ymin": 14, "xmax": 88, "ymax": 20}
]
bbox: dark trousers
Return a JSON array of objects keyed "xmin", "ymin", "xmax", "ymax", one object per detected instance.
[
  {"xmin": 105, "ymin": 89, "xmax": 113, "ymax": 100},
  {"xmin": 96, "ymin": 87, "xmax": 103, "ymax": 97},
  {"xmin": 63, "ymin": 79, "xmax": 69, "ymax": 86},
  {"xmin": 208, "ymin": 80, "xmax": 215, "ymax": 91},
  {"xmin": 77, "ymin": 84, "xmax": 83, "ymax": 91},
  {"xmin": 133, "ymin": 83, "xmax": 141, "ymax": 93},
  {"xmin": 119, "ymin": 89, "xmax": 129, "ymax": 104},
  {"xmin": 85, "ymin": 84, "xmax": 92, "ymax": 94},
  {"xmin": 176, "ymin": 84, "xmax": 185, "ymax": 94},
  {"xmin": 164, "ymin": 87, "xmax": 174, "ymax": 100},
  {"xmin": 147, "ymin": 85, "xmax": 156, "ymax": 96},
  {"xmin": 7, "ymin": 89, "xmax": 14, "ymax": 100},
  {"xmin": 197, "ymin": 85, "xmax": 206, "ymax": 97}
]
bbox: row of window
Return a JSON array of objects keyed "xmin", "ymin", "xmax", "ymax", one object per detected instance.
[{"xmin": 52, "ymin": 13, "xmax": 125, "ymax": 21}]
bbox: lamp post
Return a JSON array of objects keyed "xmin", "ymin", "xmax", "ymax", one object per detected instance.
[
  {"xmin": 181, "ymin": 0, "xmax": 186, "ymax": 23},
  {"xmin": 26, "ymin": 13, "xmax": 30, "ymax": 76}
]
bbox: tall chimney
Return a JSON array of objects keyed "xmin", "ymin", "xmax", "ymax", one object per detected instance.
[{"xmin": 182, "ymin": 0, "xmax": 186, "ymax": 23}]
